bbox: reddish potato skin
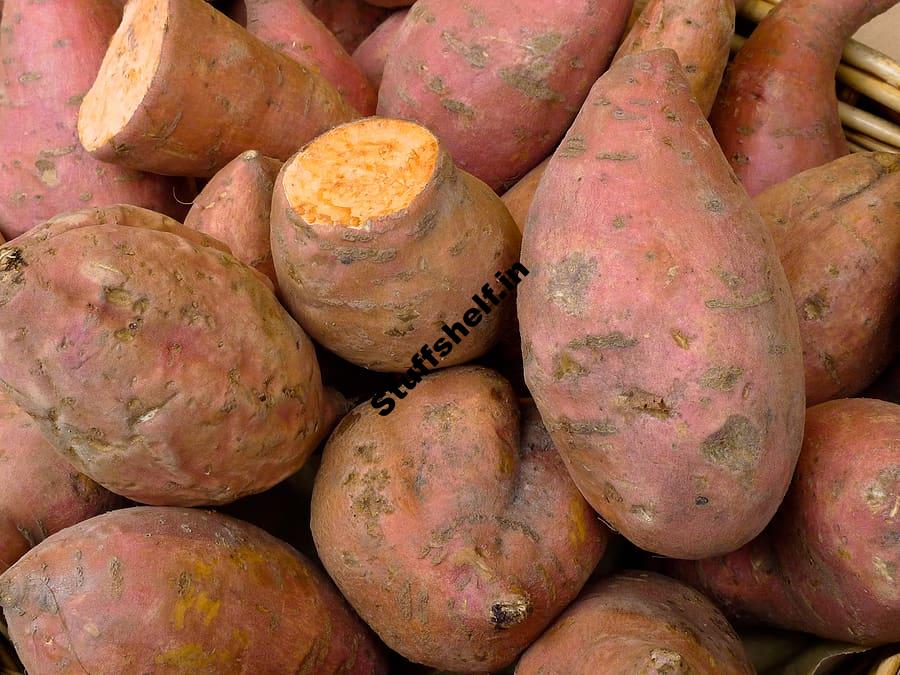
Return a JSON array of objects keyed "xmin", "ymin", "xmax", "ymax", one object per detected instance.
[
  {"xmin": 710, "ymin": 0, "xmax": 899, "ymax": 197},
  {"xmin": 519, "ymin": 49, "xmax": 805, "ymax": 559},
  {"xmin": 184, "ymin": 150, "xmax": 282, "ymax": 286},
  {"xmin": 0, "ymin": 206, "xmax": 328, "ymax": 506},
  {"xmin": 377, "ymin": 0, "xmax": 635, "ymax": 191},
  {"xmin": 231, "ymin": 0, "xmax": 376, "ymax": 114},
  {"xmin": 614, "ymin": 0, "xmax": 734, "ymax": 116},
  {"xmin": 80, "ymin": 0, "xmax": 359, "ymax": 177},
  {"xmin": 670, "ymin": 399, "xmax": 900, "ymax": 646},
  {"xmin": 755, "ymin": 152, "xmax": 900, "ymax": 405},
  {"xmin": 271, "ymin": 124, "xmax": 521, "ymax": 373},
  {"xmin": 352, "ymin": 10, "xmax": 406, "ymax": 90},
  {"xmin": 502, "ymin": 157, "xmax": 548, "ymax": 234},
  {"xmin": 0, "ymin": 507, "xmax": 387, "ymax": 673},
  {"xmin": 0, "ymin": 0, "xmax": 185, "ymax": 241},
  {"xmin": 304, "ymin": 0, "xmax": 391, "ymax": 52},
  {"xmin": 516, "ymin": 571, "xmax": 754, "ymax": 675},
  {"xmin": 311, "ymin": 367, "xmax": 607, "ymax": 671},
  {"xmin": 0, "ymin": 391, "xmax": 120, "ymax": 573}
]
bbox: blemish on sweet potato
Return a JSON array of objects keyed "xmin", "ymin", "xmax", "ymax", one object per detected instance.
[
  {"xmin": 699, "ymin": 366, "xmax": 744, "ymax": 391},
  {"xmin": 700, "ymin": 415, "xmax": 761, "ymax": 476},
  {"xmin": 617, "ymin": 388, "xmax": 672, "ymax": 419},
  {"xmin": 547, "ymin": 253, "xmax": 596, "ymax": 315}
]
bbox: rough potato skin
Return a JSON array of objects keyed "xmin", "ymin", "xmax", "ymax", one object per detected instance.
[
  {"xmin": 80, "ymin": 0, "xmax": 359, "ymax": 177},
  {"xmin": 669, "ymin": 399, "xmax": 900, "ymax": 646},
  {"xmin": 271, "ymin": 121, "xmax": 521, "ymax": 372},
  {"xmin": 710, "ymin": 0, "xmax": 899, "ymax": 197},
  {"xmin": 232, "ymin": 0, "xmax": 376, "ymax": 114},
  {"xmin": 352, "ymin": 9, "xmax": 407, "ymax": 90},
  {"xmin": 377, "ymin": 0, "xmax": 635, "ymax": 191},
  {"xmin": 311, "ymin": 367, "xmax": 608, "ymax": 671},
  {"xmin": 0, "ymin": 0, "xmax": 186, "ymax": 241},
  {"xmin": 614, "ymin": 0, "xmax": 734, "ymax": 116},
  {"xmin": 0, "ymin": 206, "xmax": 328, "ymax": 506},
  {"xmin": 0, "ymin": 507, "xmax": 387, "ymax": 673},
  {"xmin": 517, "ymin": 571, "xmax": 754, "ymax": 675},
  {"xmin": 518, "ymin": 49, "xmax": 805, "ymax": 559},
  {"xmin": 185, "ymin": 150, "xmax": 282, "ymax": 286},
  {"xmin": 0, "ymin": 390, "xmax": 120, "ymax": 573},
  {"xmin": 755, "ymin": 152, "xmax": 900, "ymax": 405},
  {"xmin": 304, "ymin": 0, "xmax": 391, "ymax": 52}
]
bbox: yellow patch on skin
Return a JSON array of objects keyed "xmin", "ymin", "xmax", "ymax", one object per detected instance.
[
  {"xmin": 173, "ymin": 590, "xmax": 221, "ymax": 630},
  {"xmin": 498, "ymin": 444, "xmax": 515, "ymax": 475},
  {"xmin": 568, "ymin": 498, "xmax": 588, "ymax": 548}
]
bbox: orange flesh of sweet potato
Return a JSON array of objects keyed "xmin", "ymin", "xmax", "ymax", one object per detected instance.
[
  {"xmin": 0, "ymin": 0, "xmax": 186, "ymax": 241},
  {"xmin": 272, "ymin": 117, "xmax": 520, "ymax": 372},
  {"xmin": 78, "ymin": 0, "xmax": 359, "ymax": 177}
]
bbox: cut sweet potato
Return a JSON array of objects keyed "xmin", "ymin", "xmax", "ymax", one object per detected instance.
[
  {"xmin": 0, "ymin": 0, "xmax": 186, "ymax": 241},
  {"xmin": 272, "ymin": 117, "xmax": 521, "ymax": 372},
  {"xmin": 78, "ymin": 0, "xmax": 359, "ymax": 177}
]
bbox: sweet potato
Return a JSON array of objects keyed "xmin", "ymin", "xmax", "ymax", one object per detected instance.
[
  {"xmin": 304, "ymin": 0, "xmax": 391, "ymax": 52},
  {"xmin": 377, "ymin": 0, "xmax": 634, "ymax": 191},
  {"xmin": 0, "ymin": 391, "xmax": 120, "ymax": 573},
  {"xmin": 0, "ymin": 205, "xmax": 331, "ymax": 506},
  {"xmin": 0, "ymin": 0, "xmax": 186, "ymax": 241},
  {"xmin": 614, "ymin": 0, "xmax": 734, "ymax": 116},
  {"xmin": 518, "ymin": 49, "xmax": 805, "ymax": 559},
  {"xmin": 271, "ymin": 117, "xmax": 521, "ymax": 372},
  {"xmin": 669, "ymin": 398, "xmax": 900, "ymax": 646},
  {"xmin": 364, "ymin": 0, "xmax": 410, "ymax": 7},
  {"xmin": 311, "ymin": 366, "xmax": 607, "ymax": 671},
  {"xmin": 184, "ymin": 150, "xmax": 282, "ymax": 286},
  {"xmin": 0, "ymin": 507, "xmax": 386, "ymax": 673},
  {"xmin": 77, "ymin": 0, "xmax": 359, "ymax": 178},
  {"xmin": 517, "ymin": 571, "xmax": 754, "ymax": 675},
  {"xmin": 755, "ymin": 151, "xmax": 900, "ymax": 405},
  {"xmin": 352, "ymin": 9, "xmax": 406, "ymax": 90},
  {"xmin": 502, "ymin": 0, "xmax": 733, "ymax": 231},
  {"xmin": 229, "ymin": 0, "xmax": 376, "ymax": 114},
  {"xmin": 710, "ymin": 0, "xmax": 899, "ymax": 196}
]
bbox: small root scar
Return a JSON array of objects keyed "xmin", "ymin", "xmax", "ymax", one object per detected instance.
[{"xmin": 490, "ymin": 596, "xmax": 532, "ymax": 629}]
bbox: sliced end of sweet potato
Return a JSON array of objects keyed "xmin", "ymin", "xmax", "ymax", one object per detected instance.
[
  {"xmin": 78, "ymin": 0, "xmax": 167, "ymax": 152},
  {"xmin": 283, "ymin": 117, "xmax": 439, "ymax": 227}
]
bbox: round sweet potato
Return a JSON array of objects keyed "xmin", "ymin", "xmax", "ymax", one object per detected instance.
[
  {"xmin": 311, "ymin": 366, "xmax": 608, "ymax": 671},
  {"xmin": 0, "ymin": 390, "xmax": 120, "ymax": 573},
  {"xmin": 0, "ymin": 507, "xmax": 386, "ymax": 673},
  {"xmin": 0, "ymin": 206, "xmax": 329, "ymax": 506},
  {"xmin": 517, "ymin": 571, "xmax": 754, "ymax": 674}
]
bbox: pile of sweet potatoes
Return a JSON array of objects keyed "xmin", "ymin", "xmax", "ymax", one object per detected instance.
[{"xmin": 0, "ymin": 0, "xmax": 898, "ymax": 672}]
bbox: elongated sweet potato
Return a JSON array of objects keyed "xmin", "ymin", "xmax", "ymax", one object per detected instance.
[
  {"xmin": 77, "ymin": 0, "xmax": 359, "ymax": 177},
  {"xmin": 352, "ymin": 9, "xmax": 406, "ymax": 90},
  {"xmin": 0, "ymin": 0, "xmax": 186, "ymax": 241},
  {"xmin": 519, "ymin": 49, "xmax": 805, "ymax": 559},
  {"xmin": 0, "ymin": 205, "xmax": 330, "ymax": 506},
  {"xmin": 377, "ymin": 0, "xmax": 634, "ymax": 191},
  {"xmin": 271, "ymin": 117, "xmax": 521, "ymax": 373},
  {"xmin": 230, "ymin": 0, "xmax": 376, "ymax": 114},
  {"xmin": 0, "ymin": 507, "xmax": 386, "ymax": 673},
  {"xmin": 184, "ymin": 150, "xmax": 282, "ymax": 285},
  {"xmin": 614, "ymin": 0, "xmax": 734, "ymax": 116},
  {"xmin": 304, "ymin": 0, "xmax": 391, "ymax": 52},
  {"xmin": 755, "ymin": 151, "xmax": 900, "ymax": 405},
  {"xmin": 311, "ymin": 367, "xmax": 607, "ymax": 671},
  {"xmin": 669, "ymin": 398, "xmax": 900, "ymax": 646},
  {"xmin": 0, "ymin": 391, "xmax": 120, "ymax": 573},
  {"xmin": 711, "ymin": 0, "xmax": 899, "ymax": 196},
  {"xmin": 517, "ymin": 571, "xmax": 754, "ymax": 675}
]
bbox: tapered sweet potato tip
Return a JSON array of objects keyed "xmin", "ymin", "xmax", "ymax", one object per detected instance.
[
  {"xmin": 78, "ymin": 0, "xmax": 166, "ymax": 152},
  {"xmin": 282, "ymin": 117, "xmax": 439, "ymax": 227}
]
